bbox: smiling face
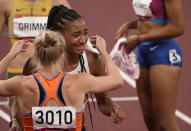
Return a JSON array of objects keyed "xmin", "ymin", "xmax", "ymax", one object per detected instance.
[{"xmin": 62, "ymin": 18, "xmax": 88, "ymax": 55}]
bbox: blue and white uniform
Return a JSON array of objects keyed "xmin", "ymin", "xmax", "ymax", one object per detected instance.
[{"xmin": 133, "ymin": 0, "xmax": 182, "ymax": 68}]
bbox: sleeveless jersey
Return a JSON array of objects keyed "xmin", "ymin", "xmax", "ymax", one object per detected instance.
[
  {"xmin": 68, "ymin": 51, "xmax": 90, "ymax": 108},
  {"xmin": 133, "ymin": 0, "xmax": 169, "ymax": 23},
  {"xmin": 22, "ymin": 72, "xmax": 83, "ymax": 131},
  {"xmin": 8, "ymin": 0, "xmax": 52, "ymax": 44},
  {"xmin": 68, "ymin": 52, "xmax": 90, "ymax": 75}
]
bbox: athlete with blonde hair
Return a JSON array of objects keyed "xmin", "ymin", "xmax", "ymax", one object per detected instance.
[
  {"xmin": 0, "ymin": 0, "xmax": 71, "ymax": 130},
  {"xmin": 6, "ymin": 3, "xmax": 125, "ymax": 130},
  {"xmin": 0, "ymin": 30, "xmax": 123, "ymax": 131}
]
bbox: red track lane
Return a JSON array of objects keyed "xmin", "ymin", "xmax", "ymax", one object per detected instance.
[{"xmin": 0, "ymin": 0, "xmax": 191, "ymax": 130}]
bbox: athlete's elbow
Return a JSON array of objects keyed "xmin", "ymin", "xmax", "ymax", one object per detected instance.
[
  {"xmin": 177, "ymin": 27, "xmax": 184, "ymax": 36},
  {"xmin": 173, "ymin": 24, "xmax": 184, "ymax": 37},
  {"xmin": 118, "ymin": 78, "xmax": 124, "ymax": 88}
]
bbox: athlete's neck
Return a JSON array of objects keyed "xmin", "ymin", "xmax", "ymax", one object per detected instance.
[
  {"xmin": 38, "ymin": 62, "xmax": 62, "ymax": 79},
  {"xmin": 65, "ymin": 49, "xmax": 80, "ymax": 65},
  {"xmin": 39, "ymin": 68, "xmax": 60, "ymax": 79},
  {"xmin": 63, "ymin": 50, "xmax": 81, "ymax": 72}
]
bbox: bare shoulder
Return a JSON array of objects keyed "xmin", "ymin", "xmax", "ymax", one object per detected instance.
[
  {"xmin": 19, "ymin": 75, "xmax": 34, "ymax": 84},
  {"xmin": 1, "ymin": 75, "xmax": 27, "ymax": 92},
  {"xmin": 65, "ymin": 73, "xmax": 93, "ymax": 85},
  {"xmin": 85, "ymin": 49, "xmax": 104, "ymax": 66},
  {"xmin": 3, "ymin": 75, "xmax": 35, "ymax": 96},
  {"xmin": 63, "ymin": 73, "xmax": 92, "ymax": 92},
  {"xmin": 65, "ymin": 73, "xmax": 91, "ymax": 81},
  {"xmin": 86, "ymin": 49, "xmax": 100, "ymax": 61},
  {"xmin": 8, "ymin": 75, "xmax": 25, "ymax": 83},
  {"xmin": 10, "ymin": 75, "xmax": 33, "ymax": 86}
]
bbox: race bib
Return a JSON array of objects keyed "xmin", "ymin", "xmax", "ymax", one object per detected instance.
[
  {"xmin": 13, "ymin": 17, "xmax": 47, "ymax": 38},
  {"xmin": 169, "ymin": 49, "xmax": 181, "ymax": 65},
  {"xmin": 32, "ymin": 106, "xmax": 76, "ymax": 130}
]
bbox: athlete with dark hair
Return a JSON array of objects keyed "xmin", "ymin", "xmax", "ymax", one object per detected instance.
[
  {"xmin": 0, "ymin": 30, "xmax": 123, "ymax": 131},
  {"xmin": 116, "ymin": 0, "xmax": 184, "ymax": 130},
  {"xmin": 46, "ymin": 5, "xmax": 125, "ymax": 129},
  {"xmin": 0, "ymin": 0, "xmax": 71, "ymax": 80},
  {"xmin": 9, "ymin": 5, "xmax": 125, "ymax": 131},
  {"xmin": 0, "ymin": 0, "xmax": 71, "ymax": 130}
]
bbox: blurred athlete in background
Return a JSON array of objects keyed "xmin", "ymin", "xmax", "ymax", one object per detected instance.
[
  {"xmin": 116, "ymin": 0, "xmax": 184, "ymax": 130},
  {"xmin": 0, "ymin": 30, "xmax": 123, "ymax": 131},
  {"xmin": 0, "ymin": 0, "xmax": 71, "ymax": 130}
]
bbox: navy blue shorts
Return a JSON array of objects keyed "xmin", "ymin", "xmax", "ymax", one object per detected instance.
[{"xmin": 136, "ymin": 39, "xmax": 182, "ymax": 69}]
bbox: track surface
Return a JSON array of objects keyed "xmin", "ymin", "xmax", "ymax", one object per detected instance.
[{"xmin": 0, "ymin": 0, "xmax": 191, "ymax": 130}]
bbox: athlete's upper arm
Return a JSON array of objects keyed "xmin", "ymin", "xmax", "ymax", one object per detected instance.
[
  {"xmin": 165, "ymin": 0, "xmax": 184, "ymax": 32},
  {"xmin": 53, "ymin": 0, "xmax": 72, "ymax": 9},
  {"xmin": 0, "ymin": 77, "xmax": 23, "ymax": 97},
  {"xmin": 0, "ymin": 0, "xmax": 9, "ymax": 33},
  {"xmin": 79, "ymin": 73, "xmax": 122, "ymax": 93}
]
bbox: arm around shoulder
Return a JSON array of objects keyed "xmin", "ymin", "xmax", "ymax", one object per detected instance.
[
  {"xmin": 81, "ymin": 51, "xmax": 123, "ymax": 93},
  {"xmin": 78, "ymin": 73, "xmax": 123, "ymax": 93}
]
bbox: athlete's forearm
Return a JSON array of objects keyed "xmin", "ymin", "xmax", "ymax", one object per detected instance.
[
  {"xmin": 100, "ymin": 50, "xmax": 123, "ymax": 87},
  {"xmin": 95, "ymin": 92, "xmax": 114, "ymax": 116},
  {"xmin": 0, "ymin": 53, "xmax": 15, "ymax": 76},
  {"xmin": 95, "ymin": 92, "xmax": 112, "ymax": 106},
  {"xmin": 0, "ymin": 40, "xmax": 27, "ymax": 76},
  {"xmin": 138, "ymin": 24, "xmax": 184, "ymax": 43}
]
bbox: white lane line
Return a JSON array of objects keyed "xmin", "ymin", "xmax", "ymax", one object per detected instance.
[
  {"xmin": 0, "ymin": 97, "xmax": 139, "ymax": 123},
  {"xmin": 88, "ymin": 97, "xmax": 139, "ymax": 102},
  {"xmin": 111, "ymin": 97, "xmax": 138, "ymax": 101},
  {"xmin": 118, "ymin": 70, "xmax": 191, "ymax": 125},
  {"xmin": 176, "ymin": 110, "xmax": 191, "ymax": 125},
  {"xmin": 0, "ymin": 109, "xmax": 10, "ymax": 122},
  {"xmin": 0, "ymin": 62, "xmax": 191, "ymax": 125},
  {"xmin": 0, "ymin": 96, "xmax": 191, "ymax": 125}
]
